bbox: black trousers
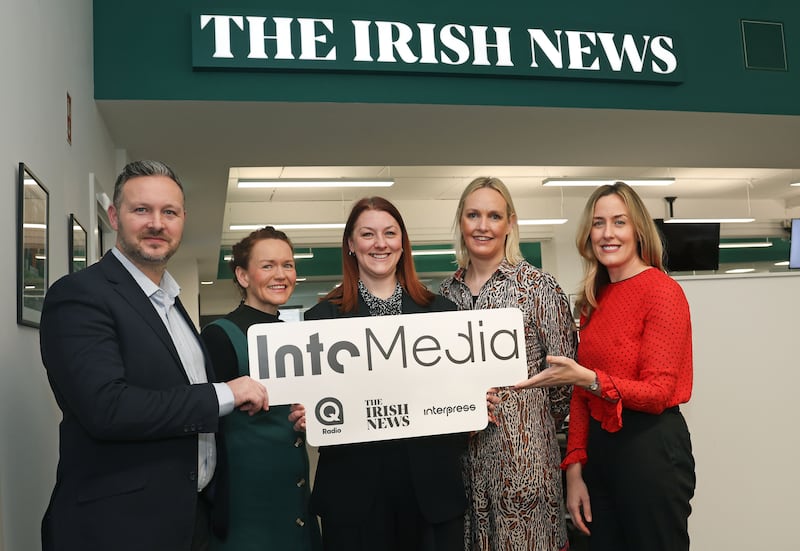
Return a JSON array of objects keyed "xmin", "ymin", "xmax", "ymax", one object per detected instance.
[
  {"xmin": 191, "ymin": 489, "xmax": 213, "ymax": 551},
  {"xmin": 583, "ymin": 407, "xmax": 695, "ymax": 551},
  {"xmin": 319, "ymin": 444, "xmax": 464, "ymax": 551},
  {"xmin": 320, "ymin": 513, "xmax": 464, "ymax": 551}
]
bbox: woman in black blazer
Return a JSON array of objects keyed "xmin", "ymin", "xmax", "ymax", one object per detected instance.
[{"xmin": 301, "ymin": 197, "xmax": 467, "ymax": 551}]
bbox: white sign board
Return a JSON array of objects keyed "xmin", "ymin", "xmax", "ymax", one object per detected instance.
[{"xmin": 247, "ymin": 308, "xmax": 527, "ymax": 446}]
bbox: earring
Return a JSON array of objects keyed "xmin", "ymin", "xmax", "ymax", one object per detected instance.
[{"xmin": 348, "ymin": 250, "xmax": 355, "ymax": 256}]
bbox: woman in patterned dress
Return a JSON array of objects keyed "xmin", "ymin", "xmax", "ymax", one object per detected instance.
[
  {"xmin": 439, "ymin": 177, "xmax": 576, "ymax": 550},
  {"xmin": 516, "ymin": 182, "xmax": 695, "ymax": 551}
]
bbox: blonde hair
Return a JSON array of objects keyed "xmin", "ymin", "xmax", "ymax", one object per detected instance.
[
  {"xmin": 452, "ymin": 177, "xmax": 523, "ymax": 268},
  {"xmin": 575, "ymin": 182, "xmax": 665, "ymax": 319}
]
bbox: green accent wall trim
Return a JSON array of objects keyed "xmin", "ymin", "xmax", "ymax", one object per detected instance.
[
  {"xmin": 718, "ymin": 237, "xmax": 790, "ymax": 264},
  {"xmin": 216, "ymin": 242, "xmax": 543, "ymax": 279},
  {"xmin": 215, "ymin": 237, "xmax": 791, "ymax": 280},
  {"xmin": 94, "ymin": 1, "xmax": 800, "ymax": 115}
]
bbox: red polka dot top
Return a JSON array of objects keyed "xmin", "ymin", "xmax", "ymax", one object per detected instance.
[{"xmin": 562, "ymin": 267, "xmax": 693, "ymax": 468}]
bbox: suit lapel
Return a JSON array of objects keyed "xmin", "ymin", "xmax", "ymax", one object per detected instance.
[{"xmin": 99, "ymin": 254, "xmax": 184, "ymax": 370}]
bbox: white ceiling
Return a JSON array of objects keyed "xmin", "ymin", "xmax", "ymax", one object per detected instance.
[{"xmin": 96, "ymin": 100, "xmax": 800, "ymax": 294}]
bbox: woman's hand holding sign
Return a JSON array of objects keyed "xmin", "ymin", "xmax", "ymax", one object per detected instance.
[
  {"xmin": 514, "ymin": 355, "xmax": 597, "ymax": 392},
  {"xmin": 288, "ymin": 403, "xmax": 307, "ymax": 432}
]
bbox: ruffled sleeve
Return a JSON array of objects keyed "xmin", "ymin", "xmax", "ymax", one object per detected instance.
[
  {"xmin": 561, "ymin": 389, "xmax": 590, "ymax": 468},
  {"xmin": 592, "ymin": 369, "xmax": 623, "ymax": 433}
]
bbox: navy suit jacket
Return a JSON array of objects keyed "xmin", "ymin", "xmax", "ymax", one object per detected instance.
[
  {"xmin": 304, "ymin": 293, "xmax": 468, "ymax": 525},
  {"xmin": 39, "ymin": 252, "xmax": 220, "ymax": 551}
]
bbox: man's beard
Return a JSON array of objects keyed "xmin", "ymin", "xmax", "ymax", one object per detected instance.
[{"xmin": 118, "ymin": 231, "xmax": 177, "ymax": 266}]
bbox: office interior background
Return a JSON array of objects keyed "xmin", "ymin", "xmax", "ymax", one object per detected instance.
[{"xmin": 2, "ymin": 1, "xmax": 799, "ymax": 549}]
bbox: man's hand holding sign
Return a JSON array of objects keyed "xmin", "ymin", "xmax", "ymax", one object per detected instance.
[{"xmin": 248, "ymin": 308, "xmax": 527, "ymax": 446}]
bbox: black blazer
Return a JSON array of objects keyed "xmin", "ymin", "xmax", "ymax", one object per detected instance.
[
  {"xmin": 304, "ymin": 292, "xmax": 468, "ymax": 524},
  {"xmin": 39, "ymin": 253, "xmax": 220, "ymax": 551}
]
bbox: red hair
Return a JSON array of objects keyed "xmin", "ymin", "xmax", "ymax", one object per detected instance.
[{"xmin": 322, "ymin": 197, "xmax": 434, "ymax": 312}]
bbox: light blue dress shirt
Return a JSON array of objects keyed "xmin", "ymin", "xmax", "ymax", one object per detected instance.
[{"xmin": 111, "ymin": 248, "xmax": 234, "ymax": 491}]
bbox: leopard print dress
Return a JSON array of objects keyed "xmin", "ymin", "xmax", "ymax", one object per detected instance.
[{"xmin": 440, "ymin": 260, "xmax": 576, "ymax": 551}]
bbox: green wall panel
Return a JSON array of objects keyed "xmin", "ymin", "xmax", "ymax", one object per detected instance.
[
  {"xmin": 215, "ymin": 237, "xmax": 790, "ymax": 280},
  {"xmin": 718, "ymin": 237, "xmax": 791, "ymax": 263},
  {"xmin": 95, "ymin": 1, "xmax": 800, "ymax": 115},
  {"xmin": 216, "ymin": 241, "xmax": 542, "ymax": 279}
]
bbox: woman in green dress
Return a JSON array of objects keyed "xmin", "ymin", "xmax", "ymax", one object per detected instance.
[{"xmin": 201, "ymin": 226, "xmax": 321, "ymax": 551}]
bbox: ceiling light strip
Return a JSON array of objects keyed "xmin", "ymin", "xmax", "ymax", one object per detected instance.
[
  {"xmin": 518, "ymin": 218, "xmax": 568, "ymax": 225},
  {"xmin": 231, "ymin": 220, "xmax": 565, "ymax": 232},
  {"xmin": 410, "ymin": 249, "xmax": 455, "ymax": 256},
  {"xmin": 718, "ymin": 242, "xmax": 773, "ymax": 249},
  {"xmin": 238, "ymin": 179, "xmax": 394, "ymax": 188},
  {"xmin": 664, "ymin": 218, "xmax": 755, "ymax": 224},
  {"xmin": 542, "ymin": 178, "xmax": 674, "ymax": 187},
  {"xmin": 229, "ymin": 223, "xmax": 346, "ymax": 231}
]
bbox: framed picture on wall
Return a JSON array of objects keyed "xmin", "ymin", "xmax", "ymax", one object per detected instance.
[
  {"xmin": 17, "ymin": 162, "xmax": 50, "ymax": 328},
  {"xmin": 68, "ymin": 214, "xmax": 87, "ymax": 273}
]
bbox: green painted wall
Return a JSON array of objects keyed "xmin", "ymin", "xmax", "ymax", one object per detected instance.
[
  {"xmin": 216, "ymin": 242, "xmax": 543, "ymax": 279},
  {"xmin": 214, "ymin": 237, "xmax": 790, "ymax": 279},
  {"xmin": 95, "ymin": 1, "xmax": 800, "ymax": 115}
]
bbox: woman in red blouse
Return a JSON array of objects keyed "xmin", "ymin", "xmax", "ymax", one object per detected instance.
[{"xmin": 517, "ymin": 182, "xmax": 695, "ymax": 551}]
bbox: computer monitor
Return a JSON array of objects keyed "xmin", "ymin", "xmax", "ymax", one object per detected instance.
[
  {"xmin": 654, "ymin": 219, "xmax": 720, "ymax": 272},
  {"xmin": 789, "ymin": 218, "xmax": 800, "ymax": 269}
]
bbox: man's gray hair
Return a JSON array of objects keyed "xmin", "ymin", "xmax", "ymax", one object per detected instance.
[{"xmin": 112, "ymin": 160, "xmax": 184, "ymax": 209}]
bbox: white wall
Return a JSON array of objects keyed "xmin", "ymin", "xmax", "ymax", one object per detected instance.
[
  {"xmin": 170, "ymin": 253, "xmax": 202, "ymax": 327},
  {"xmin": 678, "ymin": 273, "xmax": 800, "ymax": 549},
  {"xmin": 0, "ymin": 1, "xmax": 118, "ymax": 549}
]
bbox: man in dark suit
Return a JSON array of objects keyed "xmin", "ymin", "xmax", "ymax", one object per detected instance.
[{"xmin": 39, "ymin": 160, "xmax": 269, "ymax": 551}]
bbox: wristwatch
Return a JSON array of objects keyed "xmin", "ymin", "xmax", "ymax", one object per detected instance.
[{"xmin": 585, "ymin": 374, "xmax": 599, "ymax": 392}]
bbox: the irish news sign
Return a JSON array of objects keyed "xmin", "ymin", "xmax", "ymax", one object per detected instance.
[
  {"xmin": 192, "ymin": 10, "xmax": 682, "ymax": 83},
  {"xmin": 247, "ymin": 308, "xmax": 528, "ymax": 446}
]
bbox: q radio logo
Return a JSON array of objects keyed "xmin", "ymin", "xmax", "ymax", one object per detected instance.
[{"xmin": 315, "ymin": 397, "xmax": 344, "ymax": 434}]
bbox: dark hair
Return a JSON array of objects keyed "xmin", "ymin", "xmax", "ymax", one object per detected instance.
[
  {"xmin": 322, "ymin": 196, "xmax": 434, "ymax": 312},
  {"xmin": 230, "ymin": 226, "xmax": 294, "ymax": 300},
  {"xmin": 113, "ymin": 160, "xmax": 184, "ymax": 209}
]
